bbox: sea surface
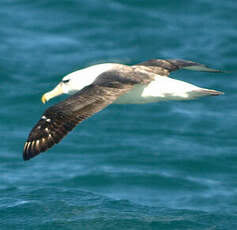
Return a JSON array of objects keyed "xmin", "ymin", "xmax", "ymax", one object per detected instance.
[{"xmin": 0, "ymin": 0, "xmax": 237, "ymax": 229}]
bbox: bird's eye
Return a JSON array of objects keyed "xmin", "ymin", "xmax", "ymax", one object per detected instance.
[{"xmin": 62, "ymin": 79, "xmax": 70, "ymax": 83}]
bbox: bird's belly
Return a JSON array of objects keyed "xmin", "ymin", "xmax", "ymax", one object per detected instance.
[
  {"xmin": 114, "ymin": 75, "xmax": 203, "ymax": 104},
  {"xmin": 114, "ymin": 83, "xmax": 172, "ymax": 104},
  {"xmin": 114, "ymin": 85, "xmax": 152, "ymax": 104}
]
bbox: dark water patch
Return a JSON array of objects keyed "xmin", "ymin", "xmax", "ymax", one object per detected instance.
[{"xmin": 1, "ymin": 186, "xmax": 236, "ymax": 230}]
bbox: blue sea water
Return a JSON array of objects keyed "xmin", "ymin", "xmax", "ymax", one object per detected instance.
[{"xmin": 0, "ymin": 0, "xmax": 237, "ymax": 229}]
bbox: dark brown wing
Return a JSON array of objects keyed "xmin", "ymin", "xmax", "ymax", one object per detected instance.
[
  {"xmin": 137, "ymin": 59, "xmax": 223, "ymax": 75},
  {"xmin": 23, "ymin": 70, "xmax": 140, "ymax": 161}
]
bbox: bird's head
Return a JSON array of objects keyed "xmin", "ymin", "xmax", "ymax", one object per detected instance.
[
  {"xmin": 42, "ymin": 77, "xmax": 73, "ymax": 104},
  {"xmin": 41, "ymin": 72, "xmax": 82, "ymax": 104},
  {"xmin": 41, "ymin": 63, "xmax": 116, "ymax": 103}
]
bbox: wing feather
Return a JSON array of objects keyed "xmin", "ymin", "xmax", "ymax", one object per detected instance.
[
  {"xmin": 137, "ymin": 59, "xmax": 223, "ymax": 74},
  {"xmin": 23, "ymin": 70, "xmax": 137, "ymax": 160}
]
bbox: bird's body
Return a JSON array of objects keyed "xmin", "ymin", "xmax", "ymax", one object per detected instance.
[
  {"xmin": 48, "ymin": 62, "xmax": 220, "ymax": 104},
  {"xmin": 115, "ymin": 75, "xmax": 215, "ymax": 104},
  {"xmin": 23, "ymin": 59, "xmax": 224, "ymax": 160}
]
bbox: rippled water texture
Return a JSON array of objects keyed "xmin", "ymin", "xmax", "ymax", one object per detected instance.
[{"xmin": 0, "ymin": 0, "xmax": 237, "ymax": 229}]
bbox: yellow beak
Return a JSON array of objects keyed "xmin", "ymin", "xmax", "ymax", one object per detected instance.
[{"xmin": 41, "ymin": 83, "xmax": 63, "ymax": 104}]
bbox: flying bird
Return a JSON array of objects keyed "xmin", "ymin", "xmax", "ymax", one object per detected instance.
[{"xmin": 23, "ymin": 59, "xmax": 224, "ymax": 160}]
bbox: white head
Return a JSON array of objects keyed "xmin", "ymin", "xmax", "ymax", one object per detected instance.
[{"xmin": 41, "ymin": 63, "xmax": 116, "ymax": 103}]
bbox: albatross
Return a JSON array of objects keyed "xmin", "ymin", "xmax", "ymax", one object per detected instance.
[{"xmin": 23, "ymin": 59, "xmax": 224, "ymax": 160}]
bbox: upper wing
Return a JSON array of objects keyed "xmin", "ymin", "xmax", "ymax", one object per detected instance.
[
  {"xmin": 137, "ymin": 59, "xmax": 223, "ymax": 75},
  {"xmin": 23, "ymin": 69, "xmax": 143, "ymax": 161}
]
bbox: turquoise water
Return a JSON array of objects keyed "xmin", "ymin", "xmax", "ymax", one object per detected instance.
[{"xmin": 1, "ymin": 0, "xmax": 237, "ymax": 229}]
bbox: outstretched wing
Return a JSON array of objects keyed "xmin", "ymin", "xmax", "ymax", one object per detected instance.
[
  {"xmin": 23, "ymin": 69, "xmax": 145, "ymax": 161},
  {"xmin": 137, "ymin": 59, "xmax": 223, "ymax": 75}
]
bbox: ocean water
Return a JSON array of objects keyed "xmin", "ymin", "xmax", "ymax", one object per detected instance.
[{"xmin": 1, "ymin": 0, "xmax": 237, "ymax": 229}]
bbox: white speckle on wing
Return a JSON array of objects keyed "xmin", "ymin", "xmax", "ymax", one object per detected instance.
[
  {"xmin": 36, "ymin": 140, "xmax": 40, "ymax": 149},
  {"xmin": 41, "ymin": 115, "xmax": 46, "ymax": 120},
  {"xmin": 24, "ymin": 142, "xmax": 29, "ymax": 150},
  {"xmin": 46, "ymin": 118, "xmax": 51, "ymax": 122}
]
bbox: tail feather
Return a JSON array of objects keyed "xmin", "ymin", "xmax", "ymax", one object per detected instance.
[{"xmin": 194, "ymin": 88, "xmax": 224, "ymax": 97}]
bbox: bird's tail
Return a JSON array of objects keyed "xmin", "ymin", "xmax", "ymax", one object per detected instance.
[{"xmin": 191, "ymin": 88, "xmax": 224, "ymax": 98}]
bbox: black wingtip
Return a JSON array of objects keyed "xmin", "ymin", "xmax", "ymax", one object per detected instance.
[
  {"xmin": 23, "ymin": 153, "xmax": 31, "ymax": 161},
  {"xmin": 23, "ymin": 142, "xmax": 31, "ymax": 161},
  {"xmin": 23, "ymin": 141, "xmax": 42, "ymax": 161}
]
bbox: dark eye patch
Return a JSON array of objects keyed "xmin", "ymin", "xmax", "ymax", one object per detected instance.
[{"xmin": 62, "ymin": 79, "xmax": 70, "ymax": 83}]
